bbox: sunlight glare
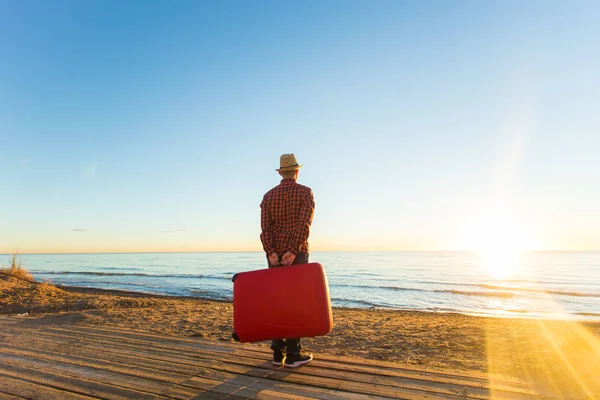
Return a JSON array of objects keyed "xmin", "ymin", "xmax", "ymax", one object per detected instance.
[
  {"xmin": 457, "ymin": 205, "xmax": 538, "ymax": 279},
  {"xmin": 478, "ymin": 249, "xmax": 520, "ymax": 280}
]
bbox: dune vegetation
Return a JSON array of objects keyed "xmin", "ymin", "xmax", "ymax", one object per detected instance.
[{"xmin": 0, "ymin": 252, "xmax": 34, "ymax": 282}]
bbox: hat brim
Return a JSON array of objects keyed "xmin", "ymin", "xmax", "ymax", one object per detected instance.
[{"xmin": 276, "ymin": 164, "xmax": 303, "ymax": 172}]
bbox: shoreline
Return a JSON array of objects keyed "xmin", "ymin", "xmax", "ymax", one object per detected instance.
[
  {"xmin": 2, "ymin": 273, "xmax": 600, "ymax": 395},
  {"xmin": 46, "ymin": 281, "xmax": 600, "ymax": 323},
  {"xmin": 3, "ymin": 275, "xmax": 599, "ymax": 325}
]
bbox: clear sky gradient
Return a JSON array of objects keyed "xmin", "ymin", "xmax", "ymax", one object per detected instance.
[{"xmin": 1, "ymin": 0, "xmax": 599, "ymax": 253}]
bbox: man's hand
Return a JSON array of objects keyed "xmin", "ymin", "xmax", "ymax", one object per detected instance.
[
  {"xmin": 268, "ymin": 253, "xmax": 280, "ymax": 267},
  {"xmin": 281, "ymin": 251, "xmax": 296, "ymax": 266}
]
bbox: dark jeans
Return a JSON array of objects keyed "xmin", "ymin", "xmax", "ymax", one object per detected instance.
[{"xmin": 268, "ymin": 252, "xmax": 309, "ymax": 355}]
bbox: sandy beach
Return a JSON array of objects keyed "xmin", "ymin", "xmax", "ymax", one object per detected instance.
[{"xmin": 2, "ymin": 273, "xmax": 599, "ymax": 398}]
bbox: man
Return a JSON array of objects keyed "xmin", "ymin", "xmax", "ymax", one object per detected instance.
[{"xmin": 260, "ymin": 153, "xmax": 315, "ymax": 368}]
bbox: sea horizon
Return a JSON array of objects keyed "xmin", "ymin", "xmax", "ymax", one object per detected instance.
[{"xmin": 4, "ymin": 249, "xmax": 600, "ymax": 255}]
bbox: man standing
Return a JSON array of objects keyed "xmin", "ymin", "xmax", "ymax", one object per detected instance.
[{"xmin": 260, "ymin": 153, "xmax": 315, "ymax": 368}]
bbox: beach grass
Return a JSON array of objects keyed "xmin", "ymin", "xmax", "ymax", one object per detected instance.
[{"xmin": 0, "ymin": 252, "xmax": 34, "ymax": 282}]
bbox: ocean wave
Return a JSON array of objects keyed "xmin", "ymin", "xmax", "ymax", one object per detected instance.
[
  {"xmin": 573, "ymin": 312, "xmax": 600, "ymax": 317},
  {"xmin": 330, "ymin": 283, "xmax": 427, "ymax": 292},
  {"xmin": 331, "ymin": 283, "xmax": 599, "ymax": 300},
  {"xmin": 413, "ymin": 280, "xmax": 600, "ymax": 298},
  {"xmin": 417, "ymin": 279, "xmax": 541, "ymax": 288},
  {"xmin": 424, "ymin": 307, "xmax": 461, "ymax": 313},
  {"xmin": 342, "ymin": 282, "xmax": 600, "ymax": 299},
  {"xmin": 32, "ymin": 271, "xmax": 231, "ymax": 280},
  {"xmin": 435, "ymin": 290, "xmax": 517, "ymax": 298},
  {"xmin": 330, "ymin": 297, "xmax": 381, "ymax": 308},
  {"xmin": 188, "ymin": 290, "xmax": 231, "ymax": 301},
  {"xmin": 54, "ymin": 280, "xmax": 163, "ymax": 289},
  {"xmin": 332, "ymin": 284, "xmax": 516, "ymax": 298},
  {"xmin": 478, "ymin": 284, "xmax": 600, "ymax": 298}
]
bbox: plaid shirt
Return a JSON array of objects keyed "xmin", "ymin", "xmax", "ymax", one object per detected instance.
[{"xmin": 260, "ymin": 179, "xmax": 315, "ymax": 256}]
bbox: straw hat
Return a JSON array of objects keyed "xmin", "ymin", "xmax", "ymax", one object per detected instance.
[{"xmin": 276, "ymin": 153, "xmax": 303, "ymax": 172}]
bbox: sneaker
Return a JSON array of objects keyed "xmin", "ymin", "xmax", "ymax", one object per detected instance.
[
  {"xmin": 272, "ymin": 351, "xmax": 286, "ymax": 366},
  {"xmin": 284, "ymin": 351, "xmax": 313, "ymax": 368}
]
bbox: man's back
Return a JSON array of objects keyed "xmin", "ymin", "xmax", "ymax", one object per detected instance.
[{"xmin": 261, "ymin": 179, "xmax": 314, "ymax": 257}]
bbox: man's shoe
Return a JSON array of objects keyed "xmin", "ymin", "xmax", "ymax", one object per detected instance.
[
  {"xmin": 272, "ymin": 351, "xmax": 286, "ymax": 366},
  {"xmin": 284, "ymin": 351, "xmax": 313, "ymax": 368}
]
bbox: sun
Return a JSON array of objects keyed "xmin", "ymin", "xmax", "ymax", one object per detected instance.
[
  {"xmin": 456, "ymin": 205, "xmax": 538, "ymax": 279},
  {"xmin": 478, "ymin": 248, "xmax": 522, "ymax": 280}
]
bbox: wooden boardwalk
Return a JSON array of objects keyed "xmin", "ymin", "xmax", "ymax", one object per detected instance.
[{"xmin": 0, "ymin": 316, "xmax": 552, "ymax": 399}]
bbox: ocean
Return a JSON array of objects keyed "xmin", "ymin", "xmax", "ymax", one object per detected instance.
[{"xmin": 7, "ymin": 251, "xmax": 600, "ymax": 321}]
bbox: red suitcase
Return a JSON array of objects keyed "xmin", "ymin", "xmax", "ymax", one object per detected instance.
[{"xmin": 232, "ymin": 262, "xmax": 333, "ymax": 343}]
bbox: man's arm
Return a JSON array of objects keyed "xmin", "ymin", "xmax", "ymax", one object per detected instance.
[
  {"xmin": 260, "ymin": 198, "xmax": 276, "ymax": 256},
  {"xmin": 286, "ymin": 189, "xmax": 315, "ymax": 255}
]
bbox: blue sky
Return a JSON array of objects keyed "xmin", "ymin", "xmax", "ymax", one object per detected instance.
[{"xmin": 1, "ymin": 0, "xmax": 599, "ymax": 253}]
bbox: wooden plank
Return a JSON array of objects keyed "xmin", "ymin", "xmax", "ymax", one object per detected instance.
[
  {"xmin": 0, "ymin": 318, "xmax": 556, "ymax": 400},
  {"xmin": 0, "ymin": 345, "xmax": 186, "ymax": 387},
  {"xmin": 0, "ymin": 324, "xmax": 542, "ymax": 399},
  {"xmin": 189, "ymin": 392, "xmax": 247, "ymax": 400},
  {"xmin": 1, "ymin": 338, "xmax": 386, "ymax": 400},
  {"xmin": 188, "ymin": 350, "xmax": 471, "ymax": 399},
  {"xmin": 0, "ymin": 371, "xmax": 97, "ymax": 400},
  {"xmin": 0, "ymin": 342, "xmax": 189, "ymax": 384},
  {"xmin": 0, "ymin": 361, "xmax": 160, "ymax": 400},
  {"xmin": 185, "ymin": 375, "xmax": 388, "ymax": 400},
  {"xmin": 44, "ymin": 322, "xmax": 524, "ymax": 386},
  {"xmin": 0, "ymin": 353, "xmax": 198, "ymax": 399},
  {"xmin": 210, "ymin": 357, "xmax": 543, "ymax": 400},
  {"xmin": 47, "ymin": 324, "xmax": 236, "ymax": 354},
  {"xmin": 0, "ymin": 393, "xmax": 22, "ymax": 400},
  {"xmin": 0, "ymin": 316, "xmax": 23, "ymax": 326},
  {"xmin": 1, "ymin": 333, "xmax": 436, "ymax": 399},
  {"xmin": 0, "ymin": 335, "xmax": 230, "ymax": 382},
  {"xmin": 0, "ymin": 339, "xmax": 397, "ymax": 400},
  {"xmin": 0, "ymin": 324, "xmax": 492, "ymax": 393},
  {"xmin": 249, "ymin": 390, "xmax": 315, "ymax": 400},
  {"xmin": 205, "ymin": 366, "xmax": 453, "ymax": 400},
  {"xmin": 24, "ymin": 325, "xmax": 465, "ymax": 386},
  {"xmin": 0, "ymin": 317, "xmax": 523, "ymax": 389},
  {"xmin": 38, "ymin": 332, "xmax": 538, "ymax": 399},
  {"xmin": 43, "ymin": 323, "xmax": 531, "ymax": 391}
]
